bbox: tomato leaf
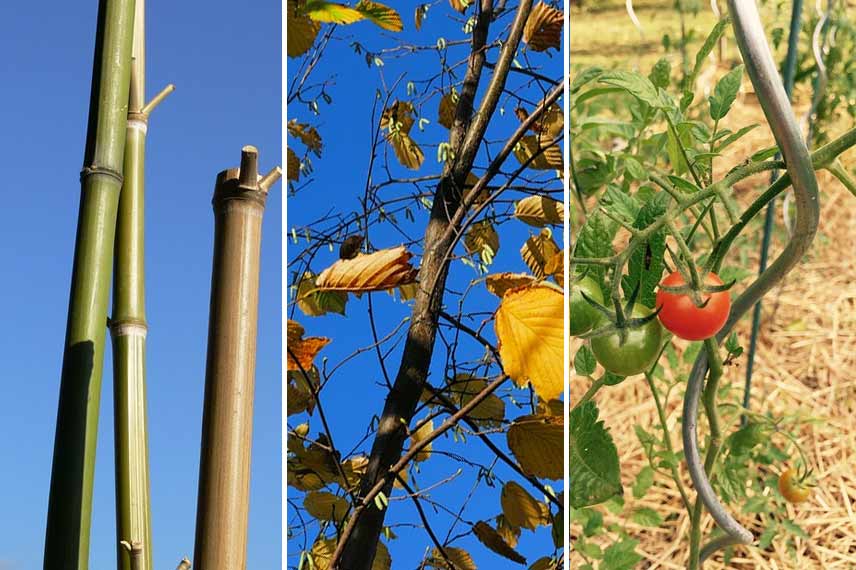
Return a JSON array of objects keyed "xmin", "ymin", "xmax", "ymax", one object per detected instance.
[
  {"xmin": 574, "ymin": 345, "xmax": 597, "ymax": 376},
  {"xmin": 709, "ymin": 65, "xmax": 744, "ymax": 121},
  {"xmin": 569, "ymin": 402, "xmax": 622, "ymax": 507},
  {"xmin": 621, "ymin": 192, "xmax": 669, "ymax": 309}
]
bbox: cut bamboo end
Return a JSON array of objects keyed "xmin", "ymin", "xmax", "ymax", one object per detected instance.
[
  {"xmin": 238, "ymin": 145, "xmax": 260, "ymax": 187},
  {"xmin": 213, "ymin": 147, "xmax": 279, "ymax": 207}
]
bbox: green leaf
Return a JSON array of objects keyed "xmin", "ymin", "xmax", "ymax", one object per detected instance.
[
  {"xmin": 574, "ymin": 540, "xmax": 603, "ymax": 559},
  {"xmin": 758, "ymin": 522, "xmax": 778, "ymax": 548},
  {"xmin": 632, "ymin": 466, "xmax": 655, "ymax": 499},
  {"xmin": 751, "ymin": 146, "xmax": 780, "ymax": 162},
  {"xmin": 709, "ymin": 65, "xmax": 744, "ymax": 121},
  {"xmin": 622, "ymin": 156, "xmax": 647, "ymax": 181},
  {"xmin": 602, "ymin": 185, "xmax": 641, "ymax": 222},
  {"xmin": 602, "ymin": 372, "xmax": 625, "ymax": 386},
  {"xmin": 742, "ymin": 495, "xmax": 770, "ymax": 514},
  {"xmin": 599, "ymin": 71, "xmax": 663, "ymax": 109},
  {"xmin": 714, "ymin": 124, "xmax": 759, "ymax": 151},
  {"xmin": 648, "ymin": 58, "xmax": 671, "ymax": 90},
  {"xmin": 600, "ymin": 538, "xmax": 643, "ymax": 570},
  {"xmin": 575, "ymin": 345, "xmax": 597, "ymax": 376},
  {"xmin": 571, "ymin": 67, "xmax": 604, "ymax": 94},
  {"xmin": 569, "ymin": 402, "xmax": 622, "ymax": 508},
  {"xmin": 630, "ymin": 507, "xmax": 663, "ymax": 527},
  {"xmin": 667, "ymin": 175, "xmax": 702, "ymax": 194},
  {"xmin": 573, "ymin": 212, "xmax": 618, "ymax": 298},
  {"xmin": 782, "ymin": 519, "xmax": 809, "ymax": 539},
  {"xmin": 621, "ymin": 192, "xmax": 670, "ymax": 309},
  {"xmin": 686, "ymin": 17, "xmax": 731, "ymax": 95}
]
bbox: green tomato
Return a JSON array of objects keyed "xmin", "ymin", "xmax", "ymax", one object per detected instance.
[
  {"xmin": 590, "ymin": 307, "xmax": 663, "ymax": 377},
  {"xmin": 570, "ymin": 276, "xmax": 604, "ymax": 337}
]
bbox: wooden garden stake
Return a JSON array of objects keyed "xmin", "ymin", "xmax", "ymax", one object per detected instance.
[
  {"xmin": 192, "ymin": 147, "xmax": 280, "ymax": 569},
  {"xmin": 111, "ymin": 2, "xmax": 174, "ymax": 569},
  {"xmin": 44, "ymin": 0, "xmax": 136, "ymax": 567}
]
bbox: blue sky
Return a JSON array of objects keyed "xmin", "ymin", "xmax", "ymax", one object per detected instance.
[
  {"xmin": 0, "ymin": 1, "xmax": 280, "ymax": 568},
  {"xmin": 287, "ymin": 3, "xmax": 564, "ymax": 568}
]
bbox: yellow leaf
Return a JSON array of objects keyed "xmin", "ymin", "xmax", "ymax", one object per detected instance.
[
  {"xmin": 287, "ymin": 0, "xmax": 321, "ymax": 58},
  {"xmin": 389, "ymin": 132, "xmax": 424, "ymax": 170},
  {"xmin": 303, "ymin": 491, "xmax": 350, "ymax": 522},
  {"xmin": 496, "ymin": 515, "xmax": 522, "ymax": 548},
  {"xmin": 427, "ymin": 547, "xmax": 477, "ymax": 570},
  {"xmin": 438, "ymin": 90, "xmax": 458, "ymax": 129},
  {"xmin": 536, "ymin": 398, "xmax": 564, "ymax": 417},
  {"xmin": 399, "ymin": 282, "xmax": 419, "ymax": 300},
  {"xmin": 448, "ymin": 0, "xmax": 471, "ymax": 13},
  {"xmin": 464, "ymin": 219, "xmax": 500, "ymax": 263},
  {"xmin": 286, "ymin": 147, "xmax": 301, "ymax": 181},
  {"xmin": 514, "ymin": 196, "xmax": 565, "ymax": 227},
  {"xmin": 544, "ymin": 250, "xmax": 563, "ymax": 287},
  {"xmin": 339, "ymin": 455, "xmax": 368, "ymax": 490},
  {"xmin": 287, "ymin": 367, "xmax": 319, "ymax": 416},
  {"xmin": 356, "ymin": 0, "xmax": 403, "ymax": 32},
  {"xmin": 381, "ymin": 100, "xmax": 416, "ymax": 134},
  {"xmin": 472, "ymin": 521, "xmax": 527, "ymax": 564},
  {"xmin": 528, "ymin": 557, "xmax": 558, "ymax": 570},
  {"xmin": 306, "ymin": 2, "xmax": 365, "ymax": 24},
  {"xmin": 514, "ymin": 134, "xmax": 564, "ymax": 171},
  {"xmin": 310, "ymin": 538, "xmax": 391, "ymax": 570},
  {"xmin": 501, "ymin": 481, "xmax": 549, "ymax": 530},
  {"xmin": 287, "ymin": 320, "xmax": 331, "ymax": 371},
  {"xmin": 448, "ymin": 375, "xmax": 506, "ymax": 428},
  {"xmin": 507, "ymin": 415, "xmax": 563, "ymax": 479},
  {"xmin": 410, "ymin": 418, "xmax": 434, "ymax": 462},
  {"xmin": 296, "ymin": 272, "xmax": 348, "ymax": 316},
  {"xmin": 523, "ymin": 2, "xmax": 564, "ymax": 52},
  {"xmin": 485, "ymin": 273, "xmax": 539, "ymax": 298},
  {"xmin": 518, "ymin": 104, "xmax": 564, "ymax": 139},
  {"xmin": 316, "ymin": 245, "xmax": 418, "ymax": 292},
  {"xmin": 520, "ymin": 229, "xmax": 560, "ymax": 279},
  {"xmin": 287, "ymin": 119, "xmax": 323, "ymax": 156},
  {"xmin": 381, "ymin": 101, "xmax": 424, "ymax": 170}
]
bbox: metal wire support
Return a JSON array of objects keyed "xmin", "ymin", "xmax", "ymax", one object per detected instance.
[
  {"xmin": 682, "ymin": 0, "xmax": 821, "ymax": 564},
  {"xmin": 742, "ymin": 0, "xmax": 803, "ymax": 421}
]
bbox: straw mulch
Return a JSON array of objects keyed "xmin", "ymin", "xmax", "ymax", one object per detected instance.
[{"xmin": 571, "ymin": 90, "xmax": 856, "ymax": 569}]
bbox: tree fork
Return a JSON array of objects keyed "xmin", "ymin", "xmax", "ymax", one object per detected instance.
[
  {"xmin": 335, "ymin": 1, "xmax": 534, "ymax": 567},
  {"xmin": 192, "ymin": 147, "xmax": 280, "ymax": 570}
]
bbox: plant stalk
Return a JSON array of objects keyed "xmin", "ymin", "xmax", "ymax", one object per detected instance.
[
  {"xmin": 44, "ymin": 0, "xmax": 136, "ymax": 567},
  {"xmin": 192, "ymin": 147, "xmax": 280, "ymax": 570},
  {"xmin": 111, "ymin": 2, "xmax": 174, "ymax": 569}
]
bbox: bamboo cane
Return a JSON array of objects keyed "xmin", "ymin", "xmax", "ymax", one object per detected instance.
[
  {"xmin": 111, "ymin": 2, "xmax": 174, "ymax": 569},
  {"xmin": 44, "ymin": 1, "xmax": 136, "ymax": 568},
  {"xmin": 192, "ymin": 147, "xmax": 280, "ymax": 569}
]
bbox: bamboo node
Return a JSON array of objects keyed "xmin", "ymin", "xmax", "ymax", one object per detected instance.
[{"xmin": 80, "ymin": 165, "xmax": 123, "ymax": 185}]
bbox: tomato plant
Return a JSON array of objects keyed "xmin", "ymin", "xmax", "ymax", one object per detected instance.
[
  {"xmin": 569, "ymin": 3, "xmax": 856, "ymax": 568},
  {"xmin": 655, "ymin": 271, "xmax": 731, "ymax": 340}
]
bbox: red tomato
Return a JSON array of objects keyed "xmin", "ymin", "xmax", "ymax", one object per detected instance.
[{"xmin": 655, "ymin": 271, "xmax": 730, "ymax": 341}]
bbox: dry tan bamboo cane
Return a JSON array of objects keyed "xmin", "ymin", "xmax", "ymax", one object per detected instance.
[{"xmin": 192, "ymin": 146, "xmax": 280, "ymax": 570}]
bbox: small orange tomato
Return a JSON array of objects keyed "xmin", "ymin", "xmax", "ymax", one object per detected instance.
[{"xmin": 778, "ymin": 468, "xmax": 811, "ymax": 504}]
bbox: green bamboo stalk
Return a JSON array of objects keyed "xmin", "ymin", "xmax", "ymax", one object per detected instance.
[
  {"xmin": 44, "ymin": 1, "xmax": 136, "ymax": 568},
  {"xmin": 193, "ymin": 147, "xmax": 280, "ymax": 569},
  {"xmin": 111, "ymin": 2, "xmax": 174, "ymax": 569}
]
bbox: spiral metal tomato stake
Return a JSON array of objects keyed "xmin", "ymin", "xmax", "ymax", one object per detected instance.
[{"xmin": 682, "ymin": 0, "xmax": 821, "ymax": 564}]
